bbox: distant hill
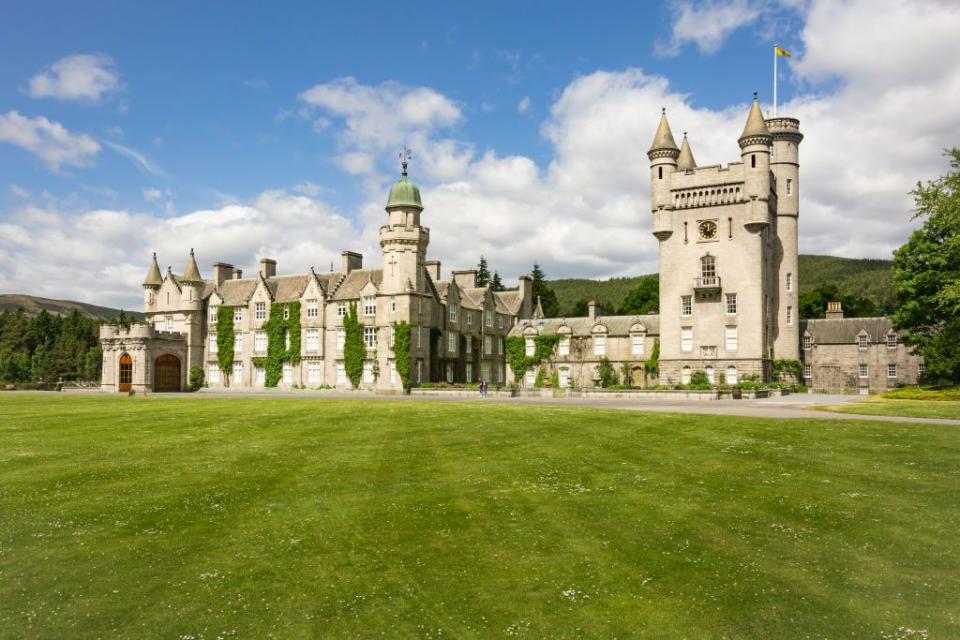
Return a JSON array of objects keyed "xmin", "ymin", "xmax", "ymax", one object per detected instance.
[
  {"xmin": 0, "ymin": 294, "xmax": 143, "ymax": 321},
  {"xmin": 546, "ymin": 255, "xmax": 895, "ymax": 316}
]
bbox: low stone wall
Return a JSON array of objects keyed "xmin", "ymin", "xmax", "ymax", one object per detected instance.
[
  {"xmin": 408, "ymin": 388, "xmax": 770, "ymax": 401},
  {"xmin": 411, "ymin": 388, "xmax": 517, "ymax": 398}
]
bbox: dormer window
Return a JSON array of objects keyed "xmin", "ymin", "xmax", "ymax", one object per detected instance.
[
  {"xmin": 886, "ymin": 333, "xmax": 897, "ymax": 348},
  {"xmin": 857, "ymin": 335, "xmax": 869, "ymax": 350}
]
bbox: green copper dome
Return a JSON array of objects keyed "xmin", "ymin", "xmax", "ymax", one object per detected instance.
[{"xmin": 386, "ymin": 158, "xmax": 423, "ymax": 210}]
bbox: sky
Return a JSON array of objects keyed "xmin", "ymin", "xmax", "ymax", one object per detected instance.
[{"xmin": 1, "ymin": 0, "xmax": 959, "ymax": 309}]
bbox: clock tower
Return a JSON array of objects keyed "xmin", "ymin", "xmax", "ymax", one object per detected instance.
[{"xmin": 650, "ymin": 95, "xmax": 802, "ymax": 384}]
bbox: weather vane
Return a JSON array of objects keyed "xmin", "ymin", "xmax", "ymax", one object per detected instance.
[{"xmin": 399, "ymin": 147, "xmax": 412, "ymax": 176}]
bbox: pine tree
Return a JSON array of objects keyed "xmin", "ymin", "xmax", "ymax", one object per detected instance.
[
  {"xmin": 476, "ymin": 256, "xmax": 491, "ymax": 287},
  {"xmin": 490, "ymin": 272, "xmax": 505, "ymax": 292},
  {"xmin": 530, "ymin": 263, "xmax": 560, "ymax": 317}
]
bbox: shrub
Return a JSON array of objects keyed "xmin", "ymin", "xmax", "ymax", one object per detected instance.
[
  {"xmin": 188, "ymin": 365, "xmax": 204, "ymax": 392},
  {"xmin": 596, "ymin": 357, "xmax": 618, "ymax": 388}
]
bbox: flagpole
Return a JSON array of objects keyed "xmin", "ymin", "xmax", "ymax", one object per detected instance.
[{"xmin": 773, "ymin": 44, "xmax": 778, "ymax": 117}]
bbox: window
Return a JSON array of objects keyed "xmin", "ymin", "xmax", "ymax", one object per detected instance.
[
  {"xmin": 786, "ymin": 178, "xmax": 793, "ymax": 196},
  {"xmin": 165, "ymin": 316, "xmax": 173, "ymax": 331},
  {"xmin": 207, "ymin": 365, "xmax": 220, "ymax": 384},
  {"xmin": 466, "ymin": 339, "xmax": 472, "ymax": 355},
  {"xmin": 804, "ymin": 364, "xmax": 812, "ymax": 379},
  {"xmin": 594, "ymin": 334, "xmax": 606, "ymax": 356},
  {"xmin": 919, "ymin": 362, "xmax": 926, "ymax": 377},
  {"xmin": 254, "ymin": 365, "xmax": 265, "ymax": 386},
  {"xmin": 559, "ymin": 368, "xmax": 569, "ymax": 388},
  {"xmin": 465, "ymin": 311, "xmax": 472, "ymax": 326},
  {"xmin": 803, "ymin": 335, "xmax": 812, "ymax": 350},
  {"xmin": 232, "ymin": 361, "xmax": 243, "ymax": 384},
  {"xmin": 388, "ymin": 326, "xmax": 395, "ymax": 347},
  {"xmin": 448, "ymin": 332, "xmax": 457, "ymax": 353},
  {"xmin": 234, "ymin": 333, "xmax": 243, "ymax": 353},
  {"xmin": 447, "ymin": 363, "xmax": 454, "ymax": 383},
  {"xmin": 234, "ymin": 307, "xmax": 243, "ymax": 322},
  {"xmin": 283, "ymin": 363, "xmax": 293, "ymax": 384},
  {"xmin": 255, "ymin": 302, "xmax": 266, "ymax": 321},
  {"xmin": 417, "ymin": 326, "xmax": 422, "ymax": 349},
  {"xmin": 725, "ymin": 366, "xmax": 738, "ymax": 385},
  {"xmin": 751, "ymin": 154, "xmax": 756, "ymax": 168},
  {"xmin": 786, "ymin": 306, "xmax": 794, "ymax": 326},
  {"xmin": 857, "ymin": 335, "xmax": 869, "ymax": 349},
  {"xmin": 307, "ymin": 362, "xmax": 321, "ymax": 384},
  {"xmin": 658, "ymin": 166, "xmax": 663, "ymax": 179},
  {"xmin": 336, "ymin": 362, "xmax": 346, "ymax": 385},
  {"xmin": 481, "ymin": 362, "xmax": 491, "ymax": 383},
  {"xmin": 681, "ymin": 295, "xmax": 692, "ymax": 317},
  {"xmin": 390, "ymin": 361, "xmax": 397, "ymax": 384},
  {"xmin": 681, "ymin": 366, "xmax": 691, "ymax": 384},
  {"xmin": 525, "ymin": 369, "xmax": 536, "ymax": 386},
  {"xmin": 306, "ymin": 299, "xmax": 318, "ymax": 319},
  {"xmin": 449, "ymin": 304, "xmax": 458, "ymax": 323},
  {"xmin": 209, "ymin": 305, "xmax": 218, "ymax": 324},
  {"xmin": 886, "ymin": 334, "xmax": 897, "ymax": 348},
  {"xmin": 859, "ymin": 363, "xmax": 868, "ymax": 379},
  {"xmin": 484, "ymin": 335, "xmax": 493, "ymax": 355},
  {"xmin": 465, "ymin": 363, "xmax": 473, "ymax": 383},
  {"xmin": 363, "ymin": 296, "xmax": 376, "ymax": 316},
  {"xmin": 305, "ymin": 328, "xmax": 320, "ymax": 353},
  {"xmin": 364, "ymin": 327, "xmax": 377, "ymax": 350},
  {"xmin": 391, "ymin": 300, "xmax": 396, "ymax": 313},
  {"xmin": 363, "ymin": 361, "xmax": 374, "ymax": 384},
  {"xmin": 559, "ymin": 336, "xmax": 570, "ymax": 356},
  {"xmin": 887, "ymin": 363, "xmax": 898, "ymax": 379},
  {"xmin": 336, "ymin": 328, "xmax": 345, "ymax": 352},
  {"xmin": 786, "ymin": 272, "xmax": 793, "ymax": 292},
  {"xmin": 498, "ymin": 316, "xmax": 503, "ymax": 329},
  {"xmin": 525, "ymin": 337, "xmax": 535, "ymax": 356},
  {"xmin": 485, "ymin": 310, "xmax": 493, "ymax": 327},
  {"xmin": 337, "ymin": 302, "xmax": 346, "ymax": 318},
  {"xmin": 725, "ymin": 293, "xmax": 737, "ymax": 315},
  {"xmin": 416, "ymin": 360, "xmax": 422, "ymax": 383},
  {"xmin": 681, "ymin": 327, "xmax": 693, "ymax": 352},
  {"xmin": 705, "ymin": 366, "xmax": 715, "ymax": 385},
  {"xmin": 285, "ymin": 330, "xmax": 291, "ymax": 351},
  {"xmin": 209, "ymin": 334, "xmax": 218, "ymax": 354},
  {"xmin": 283, "ymin": 306, "xmax": 290, "ymax": 320},
  {"xmin": 725, "ymin": 326, "xmax": 738, "ymax": 352},
  {"xmin": 254, "ymin": 330, "xmax": 267, "ymax": 353},
  {"xmin": 632, "ymin": 335, "xmax": 645, "ymax": 356},
  {"xmin": 700, "ymin": 255, "xmax": 716, "ymax": 279}
]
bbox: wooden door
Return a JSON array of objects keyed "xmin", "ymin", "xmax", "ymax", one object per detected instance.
[
  {"xmin": 154, "ymin": 354, "xmax": 181, "ymax": 392},
  {"xmin": 118, "ymin": 353, "xmax": 133, "ymax": 392}
]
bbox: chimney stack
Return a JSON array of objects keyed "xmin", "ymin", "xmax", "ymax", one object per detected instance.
[
  {"xmin": 825, "ymin": 301, "xmax": 844, "ymax": 320},
  {"xmin": 341, "ymin": 251, "xmax": 363, "ymax": 274},
  {"xmin": 212, "ymin": 262, "xmax": 233, "ymax": 286},
  {"xmin": 588, "ymin": 300, "xmax": 601, "ymax": 320},
  {"xmin": 232, "ymin": 268, "xmax": 243, "ymax": 280},
  {"xmin": 452, "ymin": 270, "xmax": 477, "ymax": 289},
  {"xmin": 425, "ymin": 260, "xmax": 441, "ymax": 282},
  {"xmin": 518, "ymin": 276, "xmax": 533, "ymax": 318},
  {"xmin": 259, "ymin": 258, "xmax": 277, "ymax": 278}
]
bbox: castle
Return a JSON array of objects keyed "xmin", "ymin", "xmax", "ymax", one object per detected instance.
[{"xmin": 101, "ymin": 96, "xmax": 923, "ymax": 394}]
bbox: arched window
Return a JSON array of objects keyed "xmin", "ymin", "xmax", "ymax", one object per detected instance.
[{"xmin": 701, "ymin": 255, "xmax": 716, "ymax": 279}]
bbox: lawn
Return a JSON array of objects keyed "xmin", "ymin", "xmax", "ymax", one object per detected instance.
[
  {"xmin": 1, "ymin": 394, "xmax": 958, "ymax": 639},
  {"xmin": 818, "ymin": 396, "xmax": 960, "ymax": 420}
]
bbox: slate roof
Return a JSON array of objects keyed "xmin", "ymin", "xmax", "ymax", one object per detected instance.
[
  {"xmin": 330, "ymin": 269, "xmax": 384, "ymax": 301},
  {"xmin": 459, "ymin": 287, "xmax": 488, "ymax": 310},
  {"xmin": 509, "ymin": 314, "xmax": 660, "ymax": 337},
  {"xmin": 214, "ymin": 278, "xmax": 258, "ymax": 306},
  {"xmin": 493, "ymin": 290, "xmax": 523, "ymax": 315},
  {"xmin": 266, "ymin": 274, "xmax": 311, "ymax": 303},
  {"xmin": 801, "ymin": 317, "xmax": 895, "ymax": 344}
]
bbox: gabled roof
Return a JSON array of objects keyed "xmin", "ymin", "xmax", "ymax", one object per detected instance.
[
  {"xmin": 330, "ymin": 269, "xmax": 384, "ymax": 301},
  {"xmin": 801, "ymin": 317, "xmax": 894, "ymax": 344},
  {"xmin": 459, "ymin": 287, "xmax": 489, "ymax": 310},
  {"xmin": 509, "ymin": 314, "xmax": 661, "ymax": 337},
  {"xmin": 266, "ymin": 274, "xmax": 312, "ymax": 303},
  {"xmin": 216, "ymin": 278, "xmax": 258, "ymax": 306},
  {"xmin": 493, "ymin": 290, "xmax": 523, "ymax": 315}
]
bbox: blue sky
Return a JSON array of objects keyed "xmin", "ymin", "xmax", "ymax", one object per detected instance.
[{"xmin": 1, "ymin": 1, "xmax": 957, "ymax": 307}]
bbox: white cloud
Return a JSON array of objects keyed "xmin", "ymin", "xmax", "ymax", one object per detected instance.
[
  {"xmin": 28, "ymin": 54, "xmax": 120, "ymax": 102},
  {"xmin": 656, "ymin": 0, "xmax": 762, "ymax": 57},
  {"xmin": 0, "ymin": 110, "xmax": 100, "ymax": 171},
  {"xmin": 517, "ymin": 96, "xmax": 532, "ymax": 113},
  {"xmin": 9, "ymin": 185, "xmax": 31, "ymax": 199},
  {"xmin": 104, "ymin": 141, "xmax": 168, "ymax": 178}
]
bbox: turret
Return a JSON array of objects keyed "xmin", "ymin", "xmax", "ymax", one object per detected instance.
[
  {"xmin": 676, "ymin": 132, "xmax": 697, "ymax": 172},
  {"xmin": 738, "ymin": 93, "xmax": 773, "ymax": 228},
  {"xmin": 179, "ymin": 248, "xmax": 204, "ymax": 311},
  {"xmin": 143, "ymin": 252, "xmax": 162, "ymax": 311},
  {"xmin": 380, "ymin": 150, "xmax": 430, "ymax": 294},
  {"xmin": 648, "ymin": 109, "xmax": 680, "ymax": 240}
]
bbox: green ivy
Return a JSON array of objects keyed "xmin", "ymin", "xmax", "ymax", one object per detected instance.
[
  {"xmin": 252, "ymin": 302, "xmax": 302, "ymax": 387},
  {"xmin": 504, "ymin": 334, "xmax": 561, "ymax": 382},
  {"xmin": 645, "ymin": 338, "xmax": 660, "ymax": 375},
  {"xmin": 772, "ymin": 358, "xmax": 803, "ymax": 382},
  {"xmin": 534, "ymin": 367, "xmax": 546, "ymax": 388},
  {"xmin": 216, "ymin": 306, "xmax": 234, "ymax": 382},
  {"xmin": 343, "ymin": 302, "xmax": 365, "ymax": 388},
  {"xmin": 392, "ymin": 321, "xmax": 412, "ymax": 390}
]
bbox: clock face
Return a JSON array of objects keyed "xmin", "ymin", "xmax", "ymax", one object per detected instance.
[{"xmin": 698, "ymin": 220, "xmax": 718, "ymax": 240}]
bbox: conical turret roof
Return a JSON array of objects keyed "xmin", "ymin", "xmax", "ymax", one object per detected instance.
[
  {"xmin": 648, "ymin": 109, "xmax": 679, "ymax": 154},
  {"xmin": 676, "ymin": 133, "xmax": 697, "ymax": 171},
  {"xmin": 739, "ymin": 93, "xmax": 771, "ymax": 142},
  {"xmin": 143, "ymin": 252, "xmax": 162, "ymax": 287},
  {"xmin": 181, "ymin": 248, "xmax": 203, "ymax": 283}
]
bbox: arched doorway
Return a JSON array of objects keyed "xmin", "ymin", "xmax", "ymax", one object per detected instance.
[
  {"xmin": 631, "ymin": 366, "xmax": 645, "ymax": 387},
  {"xmin": 154, "ymin": 354, "xmax": 181, "ymax": 392},
  {"xmin": 118, "ymin": 353, "xmax": 133, "ymax": 392}
]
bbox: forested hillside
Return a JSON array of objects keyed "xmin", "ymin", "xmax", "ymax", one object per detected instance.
[
  {"xmin": 0, "ymin": 309, "xmax": 105, "ymax": 384},
  {"xmin": 0, "ymin": 294, "xmax": 142, "ymax": 320},
  {"xmin": 547, "ymin": 255, "xmax": 895, "ymax": 318}
]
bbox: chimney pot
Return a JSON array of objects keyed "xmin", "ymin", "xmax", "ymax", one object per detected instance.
[
  {"xmin": 341, "ymin": 251, "xmax": 363, "ymax": 274},
  {"xmin": 259, "ymin": 258, "xmax": 277, "ymax": 278}
]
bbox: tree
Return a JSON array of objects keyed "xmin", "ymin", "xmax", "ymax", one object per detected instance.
[
  {"xmin": 618, "ymin": 275, "xmax": 659, "ymax": 315},
  {"xmin": 476, "ymin": 256, "xmax": 491, "ymax": 287},
  {"xmin": 892, "ymin": 148, "xmax": 960, "ymax": 384},
  {"xmin": 530, "ymin": 263, "xmax": 560, "ymax": 317},
  {"xmin": 596, "ymin": 357, "xmax": 618, "ymax": 388},
  {"xmin": 490, "ymin": 272, "xmax": 505, "ymax": 292},
  {"xmin": 798, "ymin": 283, "xmax": 879, "ymax": 319}
]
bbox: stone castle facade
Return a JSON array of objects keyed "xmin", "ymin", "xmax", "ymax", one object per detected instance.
[{"xmin": 102, "ymin": 97, "xmax": 922, "ymax": 394}]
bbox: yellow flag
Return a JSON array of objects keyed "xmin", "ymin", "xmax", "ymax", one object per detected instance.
[{"xmin": 775, "ymin": 46, "xmax": 792, "ymax": 57}]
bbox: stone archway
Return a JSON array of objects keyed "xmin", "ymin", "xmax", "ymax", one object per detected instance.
[
  {"xmin": 118, "ymin": 353, "xmax": 133, "ymax": 392},
  {"xmin": 154, "ymin": 354, "xmax": 181, "ymax": 392}
]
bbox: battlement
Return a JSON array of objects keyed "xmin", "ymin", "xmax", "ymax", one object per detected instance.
[
  {"xmin": 670, "ymin": 162, "xmax": 746, "ymax": 189},
  {"xmin": 765, "ymin": 117, "xmax": 800, "ymax": 132},
  {"xmin": 99, "ymin": 323, "xmax": 187, "ymax": 342}
]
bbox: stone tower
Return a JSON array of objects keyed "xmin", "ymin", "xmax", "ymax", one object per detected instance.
[
  {"xmin": 649, "ymin": 95, "xmax": 802, "ymax": 384},
  {"xmin": 380, "ymin": 153, "xmax": 430, "ymax": 295}
]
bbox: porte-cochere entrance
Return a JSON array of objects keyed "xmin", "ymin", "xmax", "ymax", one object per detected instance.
[
  {"xmin": 153, "ymin": 354, "xmax": 181, "ymax": 392},
  {"xmin": 118, "ymin": 353, "xmax": 133, "ymax": 392}
]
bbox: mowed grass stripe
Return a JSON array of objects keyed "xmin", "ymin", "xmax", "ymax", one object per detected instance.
[{"xmin": 0, "ymin": 394, "xmax": 958, "ymax": 638}]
